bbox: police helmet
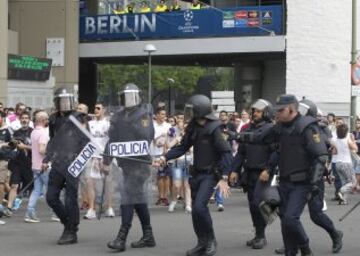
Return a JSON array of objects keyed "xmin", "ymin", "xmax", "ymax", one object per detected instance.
[
  {"xmin": 184, "ymin": 94, "xmax": 217, "ymax": 122},
  {"xmin": 251, "ymin": 99, "xmax": 274, "ymax": 121},
  {"xmin": 118, "ymin": 83, "xmax": 142, "ymax": 108},
  {"xmin": 54, "ymin": 87, "xmax": 74, "ymax": 113},
  {"xmin": 299, "ymin": 99, "xmax": 318, "ymax": 118}
]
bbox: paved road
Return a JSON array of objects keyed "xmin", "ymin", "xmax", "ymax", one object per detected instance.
[{"xmin": 1, "ymin": 186, "xmax": 360, "ymax": 256}]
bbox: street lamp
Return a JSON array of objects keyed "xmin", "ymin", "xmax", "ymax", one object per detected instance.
[
  {"xmin": 144, "ymin": 44, "xmax": 157, "ymax": 104},
  {"xmin": 167, "ymin": 78, "xmax": 175, "ymax": 115}
]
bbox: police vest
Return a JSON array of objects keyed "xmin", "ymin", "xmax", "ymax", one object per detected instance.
[
  {"xmin": 155, "ymin": 5, "xmax": 167, "ymax": 12},
  {"xmin": 191, "ymin": 4, "xmax": 201, "ymax": 10},
  {"xmin": 192, "ymin": 120, "xmax": 221, "ymax": 171},
  {"xmin": 140, "ymin": 7, "xmax": 151, "ymax": 13},
  {"xmin": 278, "ymin": 115, "xmax": 317, "ymax": 178},
  {"xmin": 243, "ymin": 122, "xmax": 273, "ymax": 170}
]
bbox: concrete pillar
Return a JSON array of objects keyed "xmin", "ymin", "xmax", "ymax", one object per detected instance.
[
  {"xmin": 234, "ymin": 62, "xmax": 263, "ymax": 111},
  {"xmin": 0, "ymin": 1, "xmax": 8, "ymax": 105},
  {"xmin": 63, "ymin": 0, "xmax": 79, "ymax": 88},
  {"xmin": 79, "ymin": 59, "xmax": 97, "ymax": 111}
]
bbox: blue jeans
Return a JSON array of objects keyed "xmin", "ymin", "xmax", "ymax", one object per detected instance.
[
  {"xmin": 27, "ymin": 169, "xmax": 49, "ymax": 216},
  {"xmin": 214, "ymin": 188, "xmax": 224, "ymax": 205}
]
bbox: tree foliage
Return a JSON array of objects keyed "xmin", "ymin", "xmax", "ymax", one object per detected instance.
[{"xmin": 98, "ymin": 64, "xmax": 234, "ymax": 101}]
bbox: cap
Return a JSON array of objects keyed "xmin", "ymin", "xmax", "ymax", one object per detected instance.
[{"xmin": 274, "ymin": 94, "xmax": 298, "ymax": 110}]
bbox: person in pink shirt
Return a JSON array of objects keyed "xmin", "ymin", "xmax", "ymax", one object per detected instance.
[{"xmin": 24, "ymin": 110, "xmax": 51, "ymax": 223}]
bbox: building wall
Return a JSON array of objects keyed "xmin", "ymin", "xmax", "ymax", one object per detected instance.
[
  {"xmin": 8, "ymin": 0, "xmax": 79, "ymax": 89},
  {"xmin": 286, "ymin": 0, "xmax": 352, "ymax": 116},
  {"xmin": 0, "ymin": 1, "xmax": 8, "ymax": 104},
  {"xmin": 262, "ymin": 59, "xmax": 286, "ymax": 103},
  {"xmin": 8, "ymin": 30, "xmax": 19, "ymax": 54}
]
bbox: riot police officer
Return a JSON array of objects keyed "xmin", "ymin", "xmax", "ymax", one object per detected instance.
[
  {"xmin": 43, "ymin": 111, "xmax": 89, "ymax": 245},
  {"xmin": 49, "ymin": 87, "xmax": 75, "ymax": 138},
  {"xmin": 274, "ymin": 95, "xmax": 329, "ymax": 256},
  {"xmin": 159, "ymin": 94, "xmax": 232, "ymax": 256},
  {"xmin": 229, "ymin": 99, "xmax": 276, "ymax": 250},
  {"xmin": 274, "ymin": 99, "xmax": 343, "ymax": 254},
  {"xmin": 104, "ymin": 83, "xmax": 155, "ymax": 253}
]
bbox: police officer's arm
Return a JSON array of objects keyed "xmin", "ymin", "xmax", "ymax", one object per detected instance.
[
  {"xmin": 304, "ymin": 124, "xmax": 329, "ymax": 186},
  {"xmin": 212, "ymin": 127, "xmax": 233, "ymax": 176},
  {"xmin": 164, "ymin": 123, "xmax": 194, "ymax": 162}
]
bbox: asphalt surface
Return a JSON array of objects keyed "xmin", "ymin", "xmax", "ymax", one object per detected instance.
[{"xmin": 1, "ymin": 185, "xmax": 360, "ymax": 256}]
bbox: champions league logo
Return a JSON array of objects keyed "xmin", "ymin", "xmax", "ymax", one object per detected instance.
[
  {"xmin": 179, "ymin": 10, "xmax": 199, "ymax": 33},
  {"xmin": 184, "ymin": 10, "xmax": 194, "ymax": 22}
]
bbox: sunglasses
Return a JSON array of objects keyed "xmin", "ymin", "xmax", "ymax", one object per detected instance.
[{"xmin": 95, "ymin": 107, "xmax": 102, "ymax": 110}]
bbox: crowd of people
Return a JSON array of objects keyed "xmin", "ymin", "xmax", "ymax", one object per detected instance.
[
  {"xmin": 1, "ymin": 87, "xmax": 360, "ymax": 256},
  {"xmin": 112, "ymin": 0, "xmax": 203, "ymax": 14}
]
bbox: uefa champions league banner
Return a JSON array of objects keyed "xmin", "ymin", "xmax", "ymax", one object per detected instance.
[{"xmin": 80, "ymin": 5, "xmax": 283, "ymax": 41}]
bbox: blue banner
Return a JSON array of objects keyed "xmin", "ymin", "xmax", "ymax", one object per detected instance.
[{"xmin": 80, "ymin": 6, "xmax": 283, "ymax": 42}]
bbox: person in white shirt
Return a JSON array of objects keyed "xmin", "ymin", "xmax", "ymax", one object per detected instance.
[
  {"xmin": 83, "ymin": 103, "xmax": 115, "ymax": 219},
  {"xmin": 331, "ymin": 123, "xmax": 358, "ymax": 204},
  {"xmin": 150, "ymin": 108, "xmax": 171, "ymax": 206}
]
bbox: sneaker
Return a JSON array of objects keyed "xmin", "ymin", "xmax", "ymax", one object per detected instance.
[
  {"xmin": 0, "ymin": 219, "xmax": 5, "ymax": 225},
  {"xmin": 84, "ymin": 209, "xmax": 97, "ymax": 220},
  {"xmin": 185, "ymin": 205, "xmax": 192, "ymax": 214},
  {"xmin": 105, "ymin": 207, "xmax": 115, "ymax": 217},
  {"xmin": 80, "ymin": 202, "xmax": 89, "ymax": 211},
  {"xmin": 24, "ymin": 214, "xmax": 40, "ymax": 223},
  {"xmin": 168, "ymin": 201, "xmax": 177, "ymax": 212},
  {"xmin": 217, "ymin": 204, "xmax": 224, "ymax": 212},
  {"xmin": 51, "ymin": 214, "xmax": 61, "ymax": 222},
  {"xmin": 155, "ymin": 198, "xmax": 162, "ymax": 206},
  {"xmin": 322, "ymin": 199, "xmax": 327, "ymax": 212},
  {"xmin": 12, "ymin": 198, "xmax": 22, "ymax": 211},
  {"xmin": 161, "ymin": 198, "xmax": 169, "ymax": 206},
  {"xmin": 338, "ymin": 199, "xmax": 348, "ymax": 205},
  {"xmin": 2, "ymin": 207, "xmax": 12, "ymax": 217}
]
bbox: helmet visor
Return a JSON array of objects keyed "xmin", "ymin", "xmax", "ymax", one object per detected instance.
[
  {"xmin": 55, "ymin": 94, "xmax": 74, "ymax": 112},
  {"xmin": 119, "ymin": 90, "xmax": 141, "ymax": 108},
  {"xmin": 184, "ymin": 103, "xmax": 194, "ymax": 123},
  {"xmin": 298, "ymin": 102, "xmax": 310, "ymax": 116},
  {"xmin": 251, "ymin": 99, "xmax": 269, "ymax": 111}
]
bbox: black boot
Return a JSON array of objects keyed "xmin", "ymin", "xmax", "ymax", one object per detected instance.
[
  {"xmin": 107, "ymin": 227, "xmax": 129, "ymax": 252},
  {"xmin": 274, "ymin": 247, "xmax": 285, "ymax": 254},
  {"xmin": 204, "ymin": 237, "xmax": 217, "ymax": 256},
  {"xmin": 300, "ymin": 245, "xmax": 313, "ymax": 256},
  {"xmin": 131, "ymin": 225, "xmax": 156, "ymax": 248},
  {"xmin": 252, "ymin": 237, "xmax": 267, "ymax": 249},
  {"xmin": 57, "ymin": 224, "xmax": 78, "ymax": 245},
  {"xmin": 246, "ymin": 237, "xmax": 257, "ymax": 247},
  {"xmin": 186, "ymin": 236, "xmax": 207, "ymax": 256},
  {"xmin": 331, "ymin": 230, "xmax": 343, "ymax": 253}
]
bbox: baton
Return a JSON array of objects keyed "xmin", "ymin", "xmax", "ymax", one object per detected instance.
[
  {"xmin": 97, "ymin": 174, "xmax": 107, "ymax": 220},
  {"xmin": 101, "ymin": 153, "xmax": 152, "ymax": 165},
  {"xmin": 339, "ymin": 199, "xmax": 360, "ymax": 222}
]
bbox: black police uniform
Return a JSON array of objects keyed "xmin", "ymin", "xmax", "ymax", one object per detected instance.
[
  {"xmin": 45, "ymin": 112, "xmax": 89, "ymax": 245},
  {"xmin": 165, "ymin": 118, "xmax": 232, "ymax": 256},
  {"xmin": 232, "ymin": 120, "xmax": 276, "ymax": 249},
  {"xmin": 104, "ymin": 103, "xmax": 155, "ymax": 252},
  {"xmin": 276, "ymin": 113, "xmax": 328, "ymax": 256},
  {"xmin": 48, "ymin": 111, "xmax": 72, "ymax": 139}
]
